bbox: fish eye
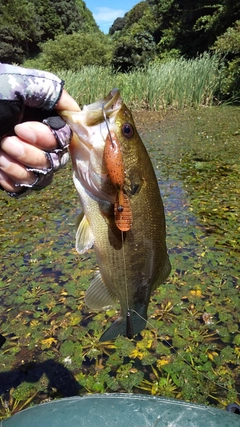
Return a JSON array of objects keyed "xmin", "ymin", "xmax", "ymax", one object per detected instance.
[{"xmin": 122, "ymin": 123, "xmax": 134, "ymax": 138}]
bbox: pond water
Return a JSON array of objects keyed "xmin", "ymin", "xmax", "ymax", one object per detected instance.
[{"xmin": 0, "ymin": 106, "xmax": 239, "ymax": 415}]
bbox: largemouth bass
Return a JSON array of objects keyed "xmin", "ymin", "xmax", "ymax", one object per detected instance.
[{"xmin": 60, "ymin": 89, "xmax": 171, "ymax": 341}]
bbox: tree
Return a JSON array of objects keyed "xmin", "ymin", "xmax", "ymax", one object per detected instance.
[
  {"xmin": 149, "ymin": 0, "xmax": 240, "ymax": 57},
  {"xmin": 0, "ymin": 0, "xmax": 98, "ymax": 63},
  {"xmin": 109, "ymin": 17, "xmax": 127, "ymax": 36},
  {"xmin": 0, "ymin": 0, "xmax": 41, "ymax": 63},
  {"xmin": 212, "ymin": 20, "xmax": 240, "ymax": 97},
  {"xmin": 110, "ymin": 2, "xmax": 155, "ymax": 37},
  {"xmin": 112, "ymin": 31, "xmax": 156, "ymax": 72},
  {"xmin": 30, "ymin": 0, "xmax": 98, "ymax": 42},
  {"xmin": 24, "ymin": 32, "xmax": 113, "ymax": 71},
  {"xmin": 75, "ymin": 0, "xmax": 99, "ymax": 32}
]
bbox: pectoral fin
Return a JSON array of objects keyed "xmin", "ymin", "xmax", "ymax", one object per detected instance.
[
  {"xmin": 85, "ymin": 272, "xmax": 117, "ymax": 310},
  {"xmin": 75, "ymin": 213, "xmax": 94, "ymax": 254}
]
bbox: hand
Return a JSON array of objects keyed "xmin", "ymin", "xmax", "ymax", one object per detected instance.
[
  {"xmin": 0, "ymin": 121, "xmax": 57, "ymax": 193},
  {"xmin": 0, "ymin": 65, "xmax": 80, "ymax": 197}
]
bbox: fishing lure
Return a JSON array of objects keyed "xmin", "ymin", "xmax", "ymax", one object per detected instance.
[{"xmin": 103, "ymin": 112, "xmax": 133, "ymax": 232}]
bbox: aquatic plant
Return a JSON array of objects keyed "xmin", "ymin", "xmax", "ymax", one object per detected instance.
[
  {"xmin": 0, "ymin": 106, "xmax": 239, "ymax": 418},
  {"xmin": 0, "ymin": 387, "xmax": 37, "ymax": 419},
  {"xmin": 137, "ymin": 366, "xmax": 180, "ymax": 397}
]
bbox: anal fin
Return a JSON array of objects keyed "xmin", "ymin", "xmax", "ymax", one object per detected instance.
[{"xmin": 85, "ymin": 272, "xmax": 117, "ymax": 310}]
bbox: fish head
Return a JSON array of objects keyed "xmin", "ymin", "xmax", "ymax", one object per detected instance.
[{"xmin": 60, "ymin": 89, "xmax": 122, "ymax": 202}]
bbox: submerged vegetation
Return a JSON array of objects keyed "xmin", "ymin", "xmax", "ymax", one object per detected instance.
[{"xmin": 0, "ymin": 106, "xmax": 239, "ymax": 418}]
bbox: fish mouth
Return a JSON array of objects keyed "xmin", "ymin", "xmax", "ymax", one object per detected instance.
[
  {"xmin": 59, "ymin": 89, "xmax": 123, "ymax": 203},
  {"xmin": 83, "ymin": 88, "xmax": 122, "ymax": 125},
  {"xmin": 60, "ymin": 88, "xmax": 122, "ymax": 130}
]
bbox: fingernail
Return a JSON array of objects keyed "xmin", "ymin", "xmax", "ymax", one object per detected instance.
[{"xmin": 14, "ymin": 124, "xmax": 37, "ymax": 144}]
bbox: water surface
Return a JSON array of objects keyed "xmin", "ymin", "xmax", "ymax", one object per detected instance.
[{"xmin": 0, "ymin": 106, "xmax": 239, "ymax": 412}]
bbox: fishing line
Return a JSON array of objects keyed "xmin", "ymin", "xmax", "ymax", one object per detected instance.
[
  {"xmin": 129, "ymin": 308, "xmax": 234, "ymax": 394},
  {"xmin": 102, "ymin": 106, "xmax": 114, "ymax": 147},
  {"xmin": 102, "ymin": 104, "xmax": 133, "ymax": 337},
  {"xmin": 101, "ymin": 104, "xmax": 230, "ymax": 391},
  {"xmin": 120, "ymin": 230, "xmax": 129, "ymax": 308},
  {"xmin": 102, "ymin": 103, "xmax": 129, "ymax": 310},
  {"xmin": 101, "ymin": 103, "xmax": 232, "ymax": 394},
  {"xmin": 120, "ymin": 230, "xmax": 134, "ymax": 338}
]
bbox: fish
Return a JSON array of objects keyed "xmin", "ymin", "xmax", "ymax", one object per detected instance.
[{"xmin": 60, "ymin": 89, "xmax": 171, "ymax": 341}]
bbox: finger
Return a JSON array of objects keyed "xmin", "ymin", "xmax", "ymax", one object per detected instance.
[
  {"xmin": 1, "ymin": 136, "xmax": 51, "ymax": 169},
  {"xmin": 0, "ymin": 169, "xmax": 22, "ymax": 193},
  {"xmin": 14, "ymin": 121, "xmax": 57, "ymax": 150},
  {"xmin": 55, "ymin": 89, "xmax": 80, "ymax": 112},
  {"xmin": 0, "ymin": 150, "xmax": 36, "ymax": 185}
]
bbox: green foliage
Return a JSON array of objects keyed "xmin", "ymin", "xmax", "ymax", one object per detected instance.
[
  {"xmin": 109, "ymin": 17, "xmax": 127, "ymax": 36},
  {"xmin": 112, "ymin": 31, "xmax": 156, "ymax": 72},
  {"xmin": 23, "ymin": 32, "xmax": 113, "ymax": 72},
  {"xmin": 212, "ymin": 20, "xmax": 240, "ymax": 98},
  {"xmin": 110, "ymin": 0, "xmax": 240, "ymax": 63},
  {"xmin": 213, "ymin": 20, "xmax": 240, "ymax": 54},
  {"xmin": 0, "ymin": 0, "xmax": 240, "ymax": 99},
  {"xmin": 110, "ymin": 1, "xmax": 153, "ymax": 36},
  {"xmin": 56, "ymin": 54, "xmax": 222, "ymax": 110},
  {"xmin": 0, "ymin": 0, "xmax": 240, "ymax": 88},
  {"xmin": 0, "ymin": 386, "xmax": 37, "ymax": 418},
  {"xmin": 0, "ymin": 0, "xmax": 41, "ymax": 63},
  {"xmin": 110, "ymin": 2, "xmax": 158, "ymax": 70},
  {"xmin": 30, "ymin": 0, "xmax": 95, "ymax": 41},
  {"xmin": 125, "ymin": 1, "xmax": 152, "ymax": 29},
  {"xmin": 0, "ymin": 0, "xmax": 98, "ymax": 63},
  {"xmin": 148, "ymin": 0, "xmax": 240, "ymax": 57},
  {"xmin": 75, "ymin": 0, "xmax": 99, "ymax": 33}
]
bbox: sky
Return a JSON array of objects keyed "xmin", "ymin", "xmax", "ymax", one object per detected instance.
[{"xmin": 84, "ymin": 0, "xmax": 140, "ymax": 33}]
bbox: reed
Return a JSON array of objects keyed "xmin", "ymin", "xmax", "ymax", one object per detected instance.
[{"xmin": 58, "ymin": 53, "xmax": 223, "ymax": 110}]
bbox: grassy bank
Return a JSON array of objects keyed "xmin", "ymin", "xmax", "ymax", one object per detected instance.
[{"xmin": 58, "ymin": 53, "xmax": 223, "ymax": 110}]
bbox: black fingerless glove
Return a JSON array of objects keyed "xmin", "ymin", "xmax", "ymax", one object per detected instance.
[{"xmin": 0, "ymin": 64, "xmax": 72, "ymax": 198}]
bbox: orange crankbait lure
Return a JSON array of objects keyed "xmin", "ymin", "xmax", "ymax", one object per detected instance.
[{"xmin": 104, "ymin": 131, "xmax": 132, "ymax": 232}]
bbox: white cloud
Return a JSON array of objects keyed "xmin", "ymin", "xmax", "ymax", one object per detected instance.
[{"xmin": 93, "ymin": 7, "xmax": 126, "ymax": 24}]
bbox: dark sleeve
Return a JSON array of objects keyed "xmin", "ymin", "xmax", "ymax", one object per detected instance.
[{"xmin": 0, "ymin": 63, "xmax": 64, "ymax": 138}]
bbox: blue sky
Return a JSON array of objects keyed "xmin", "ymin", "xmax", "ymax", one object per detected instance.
[{"xmin": 84, "ymin": 0, "xmax": 140, "ymax": 33}]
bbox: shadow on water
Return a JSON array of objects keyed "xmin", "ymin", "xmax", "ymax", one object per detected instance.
[{"xmin": 0, "ymin": 359, "xmax": 81, "ymax": 397}]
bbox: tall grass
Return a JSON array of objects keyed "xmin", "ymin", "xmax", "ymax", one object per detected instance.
[{"xmin": 58, "ymin": 53, "xmax": 223, "ymax": 110}]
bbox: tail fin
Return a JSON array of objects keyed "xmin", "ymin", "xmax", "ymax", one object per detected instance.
[{"xmin": 99, "ymin": 305, "xmax": 147, "ymax": 342}]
